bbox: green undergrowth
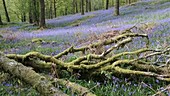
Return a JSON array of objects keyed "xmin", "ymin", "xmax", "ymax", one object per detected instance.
[
  {"xmin": 1, "ymin": 70, "xmax": 168, "ymax": 96},
  {"xmin": 0, "ymin": 35, "xmax": 70, "ymax": 55}
]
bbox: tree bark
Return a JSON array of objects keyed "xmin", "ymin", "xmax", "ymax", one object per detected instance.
[
  {"xmin": 29, "ymin": 11, "xmax": 33, "ymax": 23},
  {"xmin": 0, "ymin": 14, "xmax": 3, "ymax": 25},
  {"xmin": 85, "ymin": 0, "xmax": 89, "ymax": 12},
  {"xmin": 49, "ymin": 0, "xmax": 53, "ymax": 19},
  {"xmin": 114, "ymin": 0, "xmax": 120, "ymax": 16},
  {"xmin": 75, "ymin": 0, "xmax": 79, "ymax": 13},
  {"xmin": 53, "ymin": 0, "xmax": 56, "ymax": 17},
  {"xmin": 106, "ymin": 0, "xmax": 109, "ymax": 10},
  {"xmin": 39, "ymin": 0, "xmax": 46, "ymax": 28},
  {"xmin": 28, "ymin": 0, "xmax": 33, "ymax": 23},
  {"xmin": 64, "ymin": 7, "xmax": 68, "ymax": 15},
  {"xmin": 89, "ymin": 0, "xmax": 91, "ymax": 12},
  {"xmin": 2, "ymin": 0, "xmax": 10, "ymax": 22},
  {"xmin": 0, "ymin": 52, "xmax": 67, "ymax": 96},
  {"xmin": 128, "ymin": 0, "xmax": 131, "ymax": 4},
  {"xmin": 32, "ymin": 0, "xmax": 39, "ymax": 25},
  {"xmin": 21, "ymin": 12, "xmax": 26, "ymax": 22},
  {"xmin": 81, "ymin": 0, "xmax": 85, "ymax": 15}
]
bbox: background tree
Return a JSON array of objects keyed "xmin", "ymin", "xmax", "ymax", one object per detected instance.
[
  {"xmin": 89, "ymin": 0, "xmax": 91, "ymax": 12},
  {"xmin": 128, "ymin": 0, "xmax": 131, "ymax": 4},
  {"xmin": 75, "ymin": 0, "xmax": 79, "ymax": 13},
  {"xmin": 85, "ymin": 0, "xmax": 89, "ymax": 12},
  {"xmin": 81, "ymin": 0, "xmax": 85, "ymax": 15},
  {"xmin": 114, "ymin": 0, "xmax": 119, "ymax": 16},
  {"xmin": 53, "ymin": 0, "xmax": 57, "ymax": 17},
  {"xmin": 28, "ymin": 0, "xmax": 33, "ymax": 23},
  {"xmin": 0, "ymin": 14, "xmax": 3, "ymax": 25},
  {"xmin": 39, "ymin": 0, "xmax": 46, "ymax": 28},
  {"xmin": 106, "ymin": 0, "xmax": 109, "ymax": 10},
  {"xmin": 2, "ymin": 0, "xmax": 10, "ymax": 22}
]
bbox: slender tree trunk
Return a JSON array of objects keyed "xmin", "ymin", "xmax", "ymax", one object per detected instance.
[
  {"xmin": 114, "ymin": 0, "xmax": 119, "ymax": 16},
  {"xmin": 65, "ymin": 7, "xmax": 68, "ymax": 15},
  {"xmin": 128, "ymin": 0, "xmax": 131, "ymax": 4},
  {"xmin": 86, "ymin": 0, "xmax": 89, "ymax": 12},
  {"xmin": 54, "ymin": 0, "xmax": 56, "ymax": 17},
  {"xmin": 75, "ymin": 0, "xmax": 78, "ymax": 13},
  {"xmin": 89, "ymin": 0, "xmax": 91, "ymax": 12},
  {"xmin": 106, "ymin": 0, "xmax": 109, "ymax": 10},
  {"xmin": 23, "ymin": 12, "xmax": 26, "ymax": 22},
  {"xmin": 81, "ymin": 0, "xmax": 85, "ymax": 15},
  {"xmin": 50, "ymin": 0, "xmax": 53, "ymax": 19},
  {"xmin": 32, "ymin": 0, "xmax": 39, "ymax": 25},
  {"xmin": 29, "ymin": 12, "xmax": 33, "ymax": 23},
  {"xmin": 72, "ymin": 0, "xmax": 76, "ymax": 14},
  {"xmin": 21, "ymin": 12, "xmax": 26, "ymax": 22},
  {"xmin": 2, "ymin": 0, "xmax": 10, "ymax": 22},
  {"xmin": 28, "ymin": 1, "xmax": 33, "ymax": 23},
  {"xmin": 39, "ymin": 0, "xmax": 46, "ymax": 28},
  {"xmin": 0, "ymin": 14, "xmax": 3, "ymax": 25}
]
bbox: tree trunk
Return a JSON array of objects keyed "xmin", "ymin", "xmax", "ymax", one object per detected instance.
[
  {"xmin": 2, "ymin": 0, "xmax": 10, "ymax": 22},
  {"xmin": 50, "ymin": 0, "xmax": 53, "ymax": 19},
  {"xmin": 89, "ymin": 0, "xmax": 91, "ymax": 12},
  {"xmin": 81, "ymin": 0, "xmax": 85, "ymax": 15},
  {"xmin": 29, "ymin": 11, "xmax": 33, "ymax": 23},
  {"xmin": 32, "ymin": 0, "xmax": 39, "ymax": 25},
  {"xmin": 114, "ymin": 0, "xmax": 119, "ymax": 16},
  {"xmin": 128, "ymin": 0, "xmax": 131, "ymax": 4},
  {"xmin": 0, "ymin": 52, "xmax": 67, "ymax": 96},
  {"xmin": 54, "ymin": 0, "xmax": 56, "ymax": 17},
  {"xmin": 75, "ymin": 0, "xmax": 78, "ymax": 13},
  {"xmin": 28, "ymin": 0, "xmax": 33, "ymax": 23},
  {"xmin": 39, "ymin": 0, "xmax": 46, "ymax": 28},
  {"xmin": 0, "ymin": 14, "xmax": 3, "ymax": 25},
  {"xmin": 65, "ymin": 7, "xmax": 68, "ymax": 15},
  {"xmin": 23, "ymin": 12, "xmax": 26, "ymax": 22},
  {"xmin": 21, "ymin": 12, "xmax": 26, "ymax": 22},
  {"xmin": 86, "ymin": 0, "xmax": 89, "ymax": 12},
  {"xmin": 106, "ymin": 0, "xmax": 109, "ymax": 10}
]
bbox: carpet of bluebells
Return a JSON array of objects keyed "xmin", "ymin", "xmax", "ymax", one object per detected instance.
[{"xmin": 0, "ymin": 0, "xmax": 170, "ymax": 95}]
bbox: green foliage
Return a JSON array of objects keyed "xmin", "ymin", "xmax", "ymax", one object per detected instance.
[
  {"xmin": 0, "ymin": 0, "xmax": 139, "ymax": 22},
  {"xmin": 68, "ymin": 77, "xmax": 168, "ymax": 96}
]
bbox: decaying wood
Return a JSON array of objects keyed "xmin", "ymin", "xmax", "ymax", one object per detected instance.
[{"xmin": 0, "ymin": 52, "xmax": 68, "ymax": 96}]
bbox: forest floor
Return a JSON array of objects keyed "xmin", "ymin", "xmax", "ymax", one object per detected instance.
[{"xmin": 0, "ymin": 0, "xmax": 170, "ymax": 95}]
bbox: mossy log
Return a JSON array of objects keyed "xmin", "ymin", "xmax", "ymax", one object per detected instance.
[{"xmin": 0, "ymin": 52, "xmax": 68, "ymax": 96}]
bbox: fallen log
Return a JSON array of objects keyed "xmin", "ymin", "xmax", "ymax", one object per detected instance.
[{"xmin": 0, "ymin": 52, "xmax": 68, "ymax": 96}]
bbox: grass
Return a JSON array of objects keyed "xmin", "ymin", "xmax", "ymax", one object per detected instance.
[{"xmin": 48, "ymin": 15, "xmax": 95, "ymax": 28}]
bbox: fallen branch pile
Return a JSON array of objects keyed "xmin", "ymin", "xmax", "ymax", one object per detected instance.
[{"xmin": 0, "ymin": 27, "xmax": 170, "ymax": 95}]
